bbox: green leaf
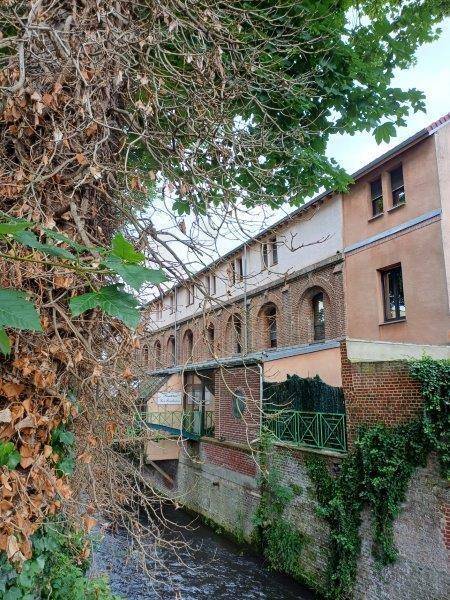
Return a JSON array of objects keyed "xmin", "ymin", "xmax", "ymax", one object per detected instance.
[
  {"xmin": 57, "ymin": 455, "xmax": 75, "ymax": 476},
  {"xmin": 0, "ymin": 326, "xmax": 11, "ymax": 355},
  {"xmin": 0, "ymin": 288, "xmax": 42, "ymax": 331},
  {"xmin": 111, "ymin": 233, "xmax": 145, "ymax": 264},
  {"xmin": 374, "ymin": 122, "xmax": 396, "ymax": 144},
  {"xmin": 69, "ymin": 285, "xmax": 140, "ymax": 329},
  {"xmin": 41, "ymin": 227, "xmax": 94, "ymax": 253},
  {"xmin": 0, "ymin": 221, "xmax": 32, "ymax": 235},
  {"xmin": 104, "ymin": 255, "xmax": 167, "ymax": 291},
  {"xmin": 69, "ymin": 292, "xmax": 100, "ymax": 317},
  {"xmin": 96, "ymin": 285, "xmax": 140, "ymax": 329},
  {"xmin": 0, "ymin": 441, "xmax": 21, "ymax": 469},
  {"xmin": 13, "ymin": 230, "xmax": 76, "ymax": 260}
]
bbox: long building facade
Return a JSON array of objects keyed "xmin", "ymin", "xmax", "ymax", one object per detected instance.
[
  {"xmin": 138, "ymin": 115, "xmax": 450, "ymax": 598},
  {"xmin": 141, "ymin": 113, "xmax": 449, "ymax": 445}
]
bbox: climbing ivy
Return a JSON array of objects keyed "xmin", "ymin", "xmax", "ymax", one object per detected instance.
[
  {"xmin": 253, "ymin": 432, "xmax": 308, "ymax": 583},
  {"xmin": 305, "ymin": 356, "xmax": 449, "ymax": 599}
]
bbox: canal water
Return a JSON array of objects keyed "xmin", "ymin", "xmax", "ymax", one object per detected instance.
[{"xmin": 91, "ymin": 507, "xmax": 316, "ymax": 600}]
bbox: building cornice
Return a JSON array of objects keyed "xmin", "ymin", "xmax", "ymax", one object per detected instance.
[{"xmin": 344, "ymin": 209, "xmax": 441, "ymax": 254}]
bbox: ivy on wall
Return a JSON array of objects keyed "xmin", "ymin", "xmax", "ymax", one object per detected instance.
[
  {"xmin": 252, "ymin": 432, "xmax": 311, "ymax": 585},
  {"xmin": 306, "ymin": 356, "xmax": 449, "ymax": 599}
]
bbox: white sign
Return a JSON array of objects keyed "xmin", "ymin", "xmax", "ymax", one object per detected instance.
[{"xmin": 155, "ymin": 391, "xmax": 182, "ymax": 406}]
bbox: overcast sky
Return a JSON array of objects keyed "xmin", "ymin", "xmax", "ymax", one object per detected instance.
[
  {"xmin": 148, "ymin": 18, "xmax": 450, "ymax": 292},
  {"xmin": 327, "ymin": 17, "xmax": 450, "ymax": 173}
]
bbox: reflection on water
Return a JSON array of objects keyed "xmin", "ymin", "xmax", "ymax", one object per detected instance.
[{"xmin": 91, "ymin": 507, "xmax": 316, "ymax": 600}]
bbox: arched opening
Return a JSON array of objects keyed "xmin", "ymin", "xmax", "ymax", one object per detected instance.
[
  {"xmin": 142, "ymin": 344, "xmax": 149, "ymax": 365},
  {"xmin": 260, "ymin": 302, "xmax": 278, "ymax": 349},
  {"xmin": 232, "ymin": 314, "xmax": 242, "ymax": 354},
  {"xmin": 225, "ymin": 313, "xmax": 243, "ymax": 355},
  {"xmin": 183, "ymin": 329, "xmax": 194, "ymax": 361},
  {"xmin": 312, "ymin": 292, "xmax": 325, "ymax": 341},
  {"xmin": 167, "ymin": 335, "xmax": 176, "ymax": 366},
  {"xmin": 206, "ymin": 323, "xmax": 215, "ymax": 356},
  {"xmin": 154, "ymin": 340, "xmax": 162, "ymax": 366}
]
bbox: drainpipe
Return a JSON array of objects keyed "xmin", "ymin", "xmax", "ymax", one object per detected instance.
[
  {"xmin": 174, "ymin": 287, "xmax": 178, "ymax": 364},
  {"xmin": 243, "ymin": 244, "xmax": 249, "ymax": 354},
  {"xmin": 257, "ymin": 362, "xmax": 264, "ymax": 441}
]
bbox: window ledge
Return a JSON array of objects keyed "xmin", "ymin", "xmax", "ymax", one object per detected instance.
[
  {"xmin": 368, "ymin": 212, "xmax": 384, "ymax": 222},
  {"xmin": 387, "ymin": 202, "xmax": 406, "ymax": 213},
  {"xmin": 379, "ymin": 318, "xmax": 406, "ymax": 326}
]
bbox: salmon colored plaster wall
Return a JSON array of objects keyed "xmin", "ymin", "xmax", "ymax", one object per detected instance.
[
  {"xmin": 345, "ymin": 219, "xmax": 449, "ymax": 345},
  {"xmin": 147, "ymin": 373, "xmax": 183, "ymax": 413},
  {"xmin": 343, "ymin": 136, "xmax": 440, "ymax": 248},
  {"xmin": 262, "ymin": 347, "xmax": 342, "ymax": 387}
]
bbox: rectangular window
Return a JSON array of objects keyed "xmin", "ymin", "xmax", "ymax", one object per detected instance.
[
  {"xmin": 187, "ymin": 284, "xmax": 194, "ymax": 305},
  {"xmin": 205, "ymin": 274, "xmax": 216, "ymax": 295},
  {"xmin": 262, "ymin": 243, "xmax": 269, "ymax": 269},
  {"xmin": 381, "ymin": 265, "xmax": 406, "ymax": 321},
  {"xmin": 236, "ymin": 257, "xmax": 243, "ymax": 281},
  {"xmin": 390, "ymin": 165, "xmax": 405, "ymax": 207},
  {"xmin": 229, "ymin": 261, "xmax": 236, "ymax": 285},
  {"xmin": 155, "ymin": 300, "xmax": 162, "ymax": 320},
  {"xmin": 370, "ymin": 178, "xmax": 383, "ymax": 217},
  {"xmin": 270, "ymin": 236, "xmax": 278, "ymax": 266},
  {"xmin": 169, "ymin": 293, "xmax": 174, "ymax": 314}
]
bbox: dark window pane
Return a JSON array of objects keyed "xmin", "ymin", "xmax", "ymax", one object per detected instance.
[
  {"xmin": 371, "ymin": 178, "xmax": 382, "ymax": 199},
  {"xmin": 313, "ymin": 292, "xmax": 325, "ymax": 341},
  {"xmin": 271, "ymin": 237, "xmax": 278, "ymax": 265},
  {"xmin": 262, "ymin": 243, "xmax": 268, "ymax": 269},
  {"xmin": 265, "ymin": 305, "xmax": 277, "ymax": 348},
  {"xmin": 390, "ymin": 166, "xmax": 403, "ymax": 190},
  {"xmin": 233, "ymin": 315, "xmax": 242, "ymax": 354},
  {"xmin": 390, "ymin": 165, "xmax": 405, "ymax": 206},
  {"xmin": 382, "ymin": 266, "xmax": 406, "ymax": 321},
  {"xmin": 370, "ymin": 178, "xmax": 383, "ymax": 216},
  {"xmin": 392, "ymin": 187, "xmax": 405, "ymax": 207},
  {"xmin": 232, "ymin": 390, "xmax": 246, "ymax": 419}
]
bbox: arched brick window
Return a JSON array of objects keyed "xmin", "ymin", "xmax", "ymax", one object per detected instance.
[
  {"xmin": 183, "ymin": 329, "xmax": 194, "ymax": 362},
  {"xmin": 259, "ymin": 302, "xmax": 278, "ymax": 349},
  {"xmin": 298, "ymin": 286, "xmax": 332, "ymax": 344},
  {"xmin": 206, "ymin": 323, "xmax": 215, "ymax": 356},
  {"xmin": 142, "ymin": 344, "xmax": 149, "ymax": 365},
  {"xmin": 167, "ymin": 335, "xmax": 176, "ymax": 366},
  {"xmin": 225, "ymin": 313, "xmax": 243, "ymax": 355},
  {"xmin": 312, "ymin": 292, "xmax": 325, "ymax": 341},
  {"xmin": 154, "ymin": 340, "xmax": 162, "ymax": 367}
]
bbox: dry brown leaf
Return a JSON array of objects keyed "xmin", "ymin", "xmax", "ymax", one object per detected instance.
[
  {"xmin": 1, "ymin": 381, "xmax": 25, "ymax": 398},
  {"xmin": 0, "ymin": 408, "xmax": 12, "ymax": 423},
  {"xmin": 83, "ymin": 516, "xmax": 97, "ymax": 532}
]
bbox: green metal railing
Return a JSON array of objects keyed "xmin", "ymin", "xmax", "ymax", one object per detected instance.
[
  {"xmin": 264, "ymin": 410, "xmax": 347, "ymax": 452},
  {"xmin": 145, "ymin": 410, "xmax": 215, "ymax": 439}
]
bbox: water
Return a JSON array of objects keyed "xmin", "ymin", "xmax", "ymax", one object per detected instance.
[{"xmin": 92, "ymin": 507, "xmax": 316, "ymax": 600}]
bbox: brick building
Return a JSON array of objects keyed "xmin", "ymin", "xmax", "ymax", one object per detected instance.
[{"xmin": 141, "ymin": 113, "xmax": 449, "ymax": 456}]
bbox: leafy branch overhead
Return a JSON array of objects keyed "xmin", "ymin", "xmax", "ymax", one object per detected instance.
[{"xmin": 0, "ymin": 222, "xmax": 166, "ymax": 352}]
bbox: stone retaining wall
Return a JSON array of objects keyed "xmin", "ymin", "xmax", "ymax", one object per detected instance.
[{"xmin": 151, "ymin": 442, "xmax": 449, "ymax": 600}]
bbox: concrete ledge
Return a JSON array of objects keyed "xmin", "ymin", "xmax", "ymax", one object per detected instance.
[
  {"xmin": 274, "ymin": 441, "xmax": 346, "ymax": 459},
  {"xmin": 346, "ymin": 339, "xmax": 450, "ymax": 363}
]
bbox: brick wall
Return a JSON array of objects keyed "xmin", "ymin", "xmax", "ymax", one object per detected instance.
[
  {"xmin": 340, "ymin": 341, "xmax": 423, "ymax": 444},
  {"xmin": 214, "ymin": 365, "xmax": 260, "ymax": 444},
  {"xmin": 143, "ymin": 258, "xmax": 345, "ymax": 369},
  {"xmin": 202, "ymin": 441, "xmax": 257, "ymax": 477}
]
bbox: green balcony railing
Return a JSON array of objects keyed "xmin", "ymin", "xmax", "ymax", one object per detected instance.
[
  {"xmin": 146, "ymin": 410, "xmax": 215, "ymax": 439},
  {"xmin": 264, "ymin": 410, "xmax": 347, "ymax": 453}
]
